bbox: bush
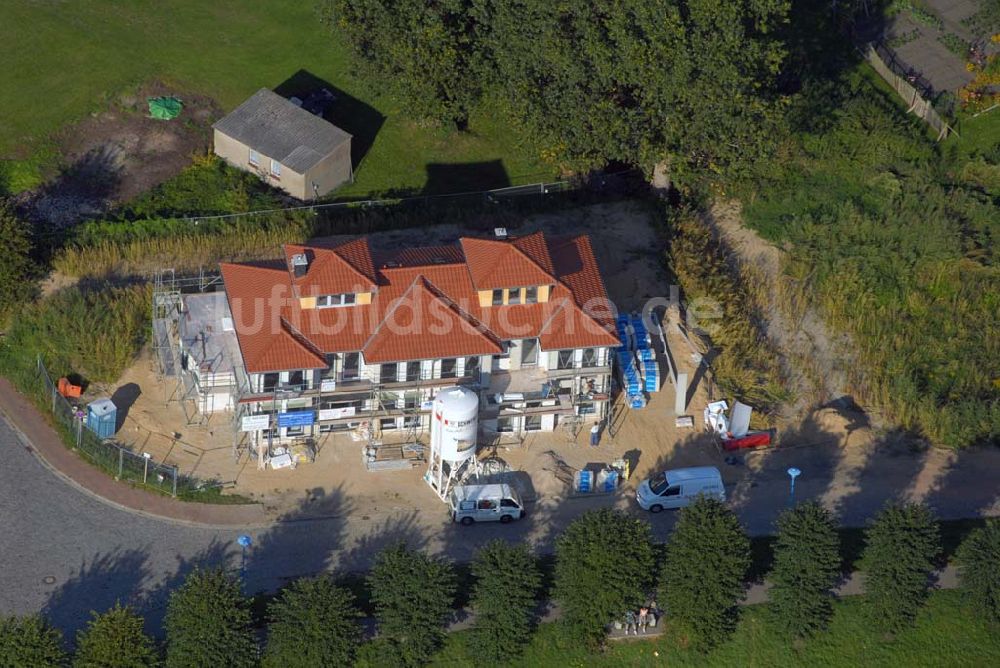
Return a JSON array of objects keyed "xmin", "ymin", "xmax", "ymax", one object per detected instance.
[
  {"xmin": 956, "ymin": 519, "xmax": 1000, "ymax": 624},
  {"xmin": 0, "ymin": 614, "xmax": 67, "ymax": 668},
  {"xmin": 367, "ymin": 543, "xmax": 456, "ymax": 666},
  {"xmin": 164, "ymin": 569, "xmax": 257, "ymax": 668},
  {"xmin": 660, "ymin": 497, "xmax": 750, "ymax": 651},
  {"xmin": 263, "ymin": 576, "xmax": 361, "ymax": 668},
  {"xmin": 468, "ymin": 540, "xmax": 541, "ymax": 664},
  {"xmin": 862, "ymin": 503, "xmax": 940, "ymax": 633},
  {"xmin": 768, "ymin": 501, "xmax": 841, "ymax": 637},
  {"xmin": 74, "ymin": 603, "xmax": 158, "ymax": 668},
  {"xmin": 0, "ymin": 199, "xmax": 38, "ymax": 315},
  {"xmin": 553, "ymin": 508, "xmax": 655, "ymax": 645}
]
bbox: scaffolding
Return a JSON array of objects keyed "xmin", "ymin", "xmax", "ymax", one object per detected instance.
[{"xmin": 151, "ymin": 268, "xmax": 228, "ymax": 428}]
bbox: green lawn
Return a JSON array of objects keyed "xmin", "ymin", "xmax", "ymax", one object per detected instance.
[
  {"xmin": 0, "ymin": 1, "xmax": 552, "ymax": 196},
  {"xmin": 429, "ymin": 590, "xmax": 1000, "ymax": 667}
]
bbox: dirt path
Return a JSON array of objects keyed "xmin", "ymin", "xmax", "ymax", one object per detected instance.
[{"xmin": 702, "ymin": 200, "xmax": 860, "ymax": 421}]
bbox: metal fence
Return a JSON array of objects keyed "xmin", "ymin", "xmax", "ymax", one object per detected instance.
[{"xmin": 36, "ymin": 356, "xmax": 180, "ymax": 496}]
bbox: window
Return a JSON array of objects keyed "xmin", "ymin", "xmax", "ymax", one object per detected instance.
[
  {"xmin": 406, "ymin": 361, "xmax": 421, "ymax": 382},
  {"xmin": 521, "ymin": 338, "xmax": 538, "ymax": 367},
  {"xmin": 497, "ymin": 417, "xmax": 514, "ymax": 432},
  {"xmin": 649, "ymin": 472, "xmax": 668, "ymax": 495},
  {"xmin": 316, "ymin": 293, "xmax": 356, "ymax": 308},
  {"xmin": 380, "ymin": 418, "xmax": 397, "ymax": 431},
  {"xmin": 286, "ymin": 425, "xmax": 304, "ymax": 437},
  {"xmin": 270, "ymin": 159, "xmax": 282, "ymax": 177},
  {"xmin": 288, "ymin": 370, "xmax": 304, "ymax": 389},
  {"xmin": 477, "ymin": 499, "xmax": 496, "ymax": 510},
  {"xmin": 507, "ymin": 287, "xmax": 521, "ymax": 305},
  {"xmin": 380, "ymin": 363, "xmax": 398, "ymax": 383},
  {"xmin": 557, "ymin": 350, "xmax": 574, "ymax": 370},
  {"xmin": 525, "ymin": 415, "xmax": 542, "ymax": 431},
  {"xmin": 500, "ymin": 498, "xmax": 520, "ymax": 509},
  {"xmin": 661, "ymin": 485, "xmax": 681, "ymax": 497},
  {"xmin": 342, "ymin": 352, "xmax": 360, "ymax": 380},
  {"xmin": 491, "ymin": 289, "xmax": 504, "ymax": 306},
  {"xmin": 464, "ymin": 356, "xmax": 480, "ymax": 378},
  {"xmin": 582, "ymin": 348, "xmax": 598, "ymax": 368},
  {"xmin": 249, "ymin": 149, "xmax": 260, "ymax": 166},
  {"xmin": 403, "ymin": 393, "xmax": 420, "ymax": 410},
  {"xmin": 440, "ymin": 358, "xmax": 457, "ymax": 378},
  {"xmin": 577, "ymin": 401, "xmax": 596, "ymax": 415},
  {"xmin": 262, "ymin": 373, "xmax": 279, "ymax": 393},
  {"xmin": 403, "ymin": 415, "xmax": 421, "ymax": 429},
  {"xmin": 525, "ymin": 286, "xmax": 538, "ymax": 304}
]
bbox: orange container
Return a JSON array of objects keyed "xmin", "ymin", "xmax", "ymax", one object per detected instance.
[{"xmin": 58, "ymin": 377, "xmax": 83, "ymax": 398}]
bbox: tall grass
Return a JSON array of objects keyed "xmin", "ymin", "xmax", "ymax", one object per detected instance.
[
  {"xmin": 54, "ymin": 223, "xmax": 311, "ymax": 279},
  {"xmin": 0, "ymin": 285, "xmax": 150, "ymax": 387},
  {"xmin": 665, "ymin": 207, "xmax": 788, "ymax": 424},
  {"xmin": 741, "ymin": 66, "xmax": 1000, "ymax": 448}
]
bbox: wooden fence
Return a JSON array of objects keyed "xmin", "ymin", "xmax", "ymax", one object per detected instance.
[{"xmin": 863, "ymin": 43, "xmax": 955, "ymax": 140}]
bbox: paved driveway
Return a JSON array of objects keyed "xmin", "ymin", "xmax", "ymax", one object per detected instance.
[{"xmin": 2, "ymin": 416, "xmax": 998, "ymax": 640}]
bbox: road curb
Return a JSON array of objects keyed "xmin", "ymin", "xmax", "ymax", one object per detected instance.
[{"xmin": 0, "ymin": 381, "xmax": 272, "ymax": 530}]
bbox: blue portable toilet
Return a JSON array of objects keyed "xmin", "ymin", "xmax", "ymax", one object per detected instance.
[{"xmin": 86, "ymin": 398, "xmax": 117, "ymax": 439}]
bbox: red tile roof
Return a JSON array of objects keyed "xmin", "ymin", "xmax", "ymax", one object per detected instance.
[
  {"xmin": 284, "ymin": 237, "xmax": 378, "ymax": 297},
  {"xmin": 460, "ymin": 232, "xmax": 557, "ymax": 289},
  {"xmin": 221, "ymin": 232, "xmax": 619, "ymax": 372},
  {"xmin": 362, "ymin": 277, "xmax": 503, "ymax": 363}
]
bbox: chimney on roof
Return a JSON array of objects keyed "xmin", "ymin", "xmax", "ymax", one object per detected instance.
[
  {"xmin": 291, "ymin": 253, "xmax": 309, "ymax": 278},
  {"xmin": 494, "ymin": 227, "xmax": 508, "ymax": 239}
]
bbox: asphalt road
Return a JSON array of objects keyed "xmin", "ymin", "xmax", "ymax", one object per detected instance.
[{"xmin": 2, "ymin": 416, "xmax": 998, "ymax": 640}]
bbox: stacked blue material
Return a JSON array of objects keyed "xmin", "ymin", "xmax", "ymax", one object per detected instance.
[
  {"xmin": 616, "ymin": 313, "xmax": 662, "ymax": 407},
  {"xmin": 631, "ymin": 315, "xmax": 649, "ymax": 350},
  {"xmin": 618, "ymin": 350, "xmax": 642, "ymax": 396}
]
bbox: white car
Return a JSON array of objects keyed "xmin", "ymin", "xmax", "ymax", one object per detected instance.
[
  {"xmin": 450, "ymin": 484, "xmax": 525, "ymax": 525},
  {"xmin": 636, "ymin": 466, "xmax": 725, "ymax": 513}
]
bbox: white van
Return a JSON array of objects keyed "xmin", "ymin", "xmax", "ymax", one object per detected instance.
[
  {"xmin": 450, "ymin": 484, "xmax": 525, "ymax": 525},
  {"xmin": 635, "ymin": 466, "xmax": 725, "ymax": 513}
]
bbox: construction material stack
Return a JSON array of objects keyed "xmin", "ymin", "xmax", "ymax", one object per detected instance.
[{"xmin": 615, "ymin": 314, "xmax": 661, "ymax": 409}]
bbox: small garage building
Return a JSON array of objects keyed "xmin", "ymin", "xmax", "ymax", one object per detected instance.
[{"xmin": 213, "ymin": 88, "xmax": 352, "ymax": 200}]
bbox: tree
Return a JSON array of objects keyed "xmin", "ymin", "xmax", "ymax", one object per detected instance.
[
  {"xmin": 0, "ymin": 614, "xmax": 66, "ymax": 668},
  {"xmin": 468, "ymin": 540, "xmax": 541, "ymax": 663},
  {"xmin": 164, "ymin": 568, "xmax": 257, "ymax": 668},
  {"xmin": 0, "ymin": 199, "xmax": 37, "ymax": 314},
  {"xmin": 327, "ymin": 1, "xmax": 790, "ymax": 177},
  {"xmin": 660, "ymin": 496, "xmax": 750, "ymax": 651},
  {"xmin": 768, "ymin": 501, "xmax": 841, "ymax": 637},
  {"xmin": 489, "ymin": 0, "xmax": 792, "ymax": 177},
  {"xmin": 367, "ymin": 542, "xmax": 456, "ymax": 666},
  {"xmin": 861, "ymin": 503, "xmax": 940, "ymax": 633},
  {"xmin": 553, "ymin": 507, "xmax": 655, "ymax": 644},
  {"xmin": 322, "ymin": 0, "xmax": 480, "ymax": 126},
  {"xmin": 263, "ymin": 575, "xmax": 361, "ymax": 668},
  {"xmin": 956, "ymin": 519, "xmax": 1000, "ymax": 624},
  {"xmin": 73, "ymin": 603, "xmax": 158, "ymax": 668}
]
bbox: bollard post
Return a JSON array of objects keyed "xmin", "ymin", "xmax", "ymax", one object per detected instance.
[
  {"xmin": 172, "ymin": 467, "xmax": 178, "ymax": 497},
  {"xmin": 118, "ymin": 448, "xmax": 124, "ymax": 479}
]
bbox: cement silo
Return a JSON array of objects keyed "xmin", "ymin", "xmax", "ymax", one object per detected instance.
[{"xmin": 425, "ymin": 386, "xmax": 480, "ymax": 500}]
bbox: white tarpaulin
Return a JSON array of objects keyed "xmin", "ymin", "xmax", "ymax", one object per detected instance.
[
  {"xmin": 704, "ymin": 400, "xmax": 729, "ymax": 435},
  {"xmin": 729, "ymin": 401, "xmax": 753, "ymax": 438}
]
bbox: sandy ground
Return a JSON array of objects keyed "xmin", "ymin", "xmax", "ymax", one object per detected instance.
[
  {"xmin": 97, "ymin": 199, "xmax": 998, "ymax": 535},
  {"xmin": 103, "ymin": 200, "xmax": 716, "ymax": 517}
]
